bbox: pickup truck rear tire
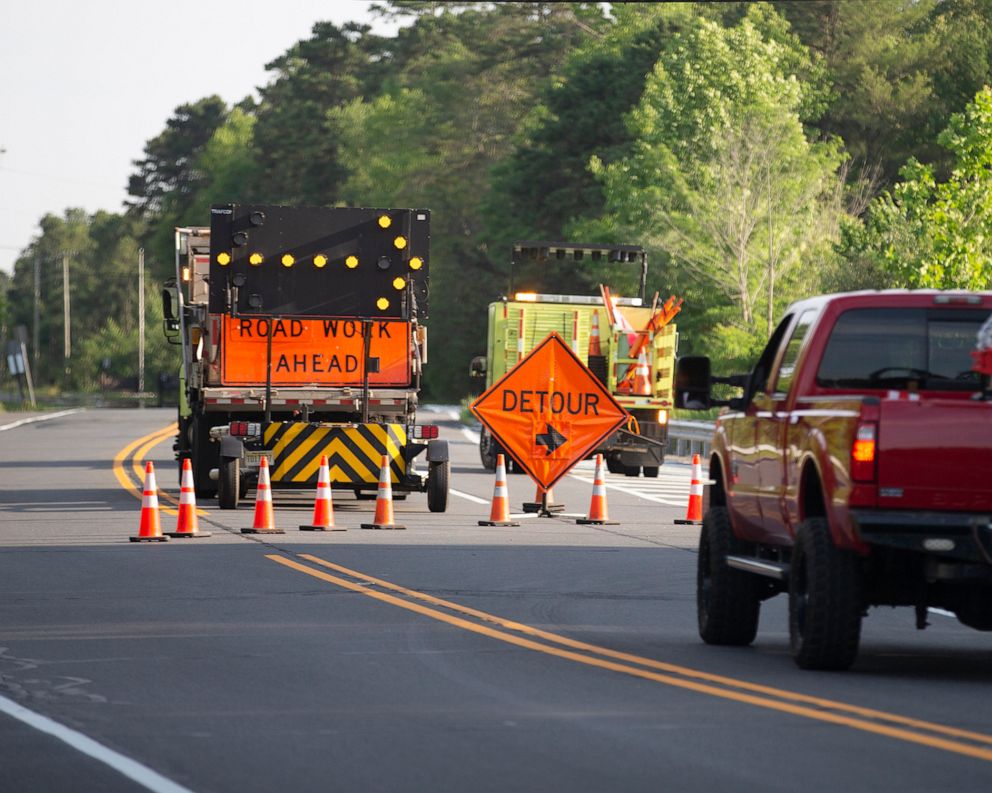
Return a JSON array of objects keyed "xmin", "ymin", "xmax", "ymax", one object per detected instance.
[
  {"xmin": 698, "ymin": 506, "xmax": 761, "ymax": 645},
  {"xmin": 789, "ymin": 517, "xmax": 863, "ymax": 670}
]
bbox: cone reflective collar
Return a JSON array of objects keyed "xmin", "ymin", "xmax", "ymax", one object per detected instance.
[
  {"xmin": 167, "ymin": 458, "xmax": 211, "ymax": 538},
  {"xmin": 242, "ymin": 456, "xmax": 285, "ymax": 534},
  {"xmin": 675, "ymin": 453, "xmax": 704, "ymax": 525},
  {"xmin": 361, "ymin": 455, "xmax": 405, "ymax": 530},
  {"xmin": 577, "ymin": 454, "xmax": 617, "ymax": 525},
  {"xmin": 479, "ymin": 454, "xmax": 519, "ymax": 526},
  {"xmin": 300, "ymin": 455, "xmax": 345, "ymax": 531},
  {"xmin": 130, "ymin": 461, "xmax": 168, "ymax": 542}
]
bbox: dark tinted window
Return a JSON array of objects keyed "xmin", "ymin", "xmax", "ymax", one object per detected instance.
[{"xmin": 817, "ymin": 308, "xmax": 990, "ymax": 390}]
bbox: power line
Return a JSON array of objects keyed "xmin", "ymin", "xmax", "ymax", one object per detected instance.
[{"xmin": 0, "ymin": 165, "xmax": 123, "ymax": 191}]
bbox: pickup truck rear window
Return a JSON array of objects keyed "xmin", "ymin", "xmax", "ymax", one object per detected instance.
[{"xmin": 816, "ymin": 308, "xmax": 990, "ymax": 391}]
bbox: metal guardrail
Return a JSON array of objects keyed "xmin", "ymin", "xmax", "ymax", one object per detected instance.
[{"xmin": 667, "ymin": 419, "xmax": 715, "ymax": 459}]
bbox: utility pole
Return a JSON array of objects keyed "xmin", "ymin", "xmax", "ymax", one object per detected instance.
[
  {"xmin": 138, "ymin": 247, "xmax": 145, "ymax": 394},
  {"xmin": 32, "ymin": 253, "xmax": 40, "ymax": 377},
  {"xmin": 62, "ymin": 251, "xmax": 71, "ymax": 384}
]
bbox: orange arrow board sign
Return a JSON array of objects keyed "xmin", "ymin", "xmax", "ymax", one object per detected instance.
[{"xmin": 471, "ymin": 332, "xmax": 628, "ymax": 490}]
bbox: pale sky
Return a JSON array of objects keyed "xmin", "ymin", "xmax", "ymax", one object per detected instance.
[{"xmin": 0, "ymin": 0, "xmax": 400, "ymax": 274}]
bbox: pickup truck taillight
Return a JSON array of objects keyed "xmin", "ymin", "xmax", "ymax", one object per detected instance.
[{"xmin": 851, "ymin": 422, "xmax": 877, "ymax": 482}]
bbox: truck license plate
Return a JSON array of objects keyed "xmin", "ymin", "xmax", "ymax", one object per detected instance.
[{"xmin": 243, "ymin": 452, "xmax": 272, "ymax": 469}]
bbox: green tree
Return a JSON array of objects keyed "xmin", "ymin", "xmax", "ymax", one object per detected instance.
[
  {"xmin": 592, "ymin": 6, "xmax": 845, "ymax": 347},
  {"xmin": 484, "ymin": 4, "xmax": 693, "ymax": 258},
  {"xmin": 841, "ymin": 87, "xmax": 992, "ymax": 290},
  {"xmin": 73, "ymin": 279, "xmax": 176, "ymax": 392},
  {"xmin": 251, "ymin": 21, "xmax": 389, "ymax": 205},
  {"xmin": 127, "ymin": 96, "xmax": 229, "ymax": 217},
  {"xmin": 333, "ymin": 3, "xmax": 606, "ymax": 398},
  {"xmin": 776, "ymin": 0, "xmax": 945, "ymax": 183}
]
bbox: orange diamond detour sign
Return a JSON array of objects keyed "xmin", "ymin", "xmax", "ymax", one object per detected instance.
[{"xmin": 471, "ymin": 332, "xmax": 628, "ymax": 491}]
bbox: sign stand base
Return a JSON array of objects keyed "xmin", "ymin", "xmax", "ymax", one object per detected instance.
[{"xmin": 522, "ymin": 492, "xmax": 565, "ymax": 518}]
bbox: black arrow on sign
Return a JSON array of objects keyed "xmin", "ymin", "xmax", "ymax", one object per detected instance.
[{"xmin": 536, "ymin": 424, "xmax": 567, "ymax": 454}]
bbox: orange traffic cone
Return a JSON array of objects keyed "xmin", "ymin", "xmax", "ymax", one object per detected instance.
[
  {"xmin": 241, "ymin": 456, "xmax": 284, "ymax": 534},
  {"xmin": 522, "ymin": 482, "xmax": 564, "ymax": 514},
  {"xmin": 578, "ymin": 454, "xmax": 617, "ymax": 525},
  {"xmin": 675, "ymin": 453, "xmax": 704, "ymax": 525},
  {"xmin": 633, "ymin": 350, "xmax": 651, "ymax": 395},
  {"xmin": 130, "ymin": 461, "xmax": 168, "ymax": 542},
  {"xmin": 167, "ymin": 458, "xmax": 211, "ymax": 538},
  {"xmin": 361, "ymin": 455, "xmax": 406, "ymax": 530},
  {"xmin": 300, "ymin": 455, "xmax": 345, "ymax": 531},
  {"xmin": 479, "ymin": 454, "xmax": 519, "ymax": 526},
  {"xmin": 588, "ymin": 311, "xmax": 602, "ymax": 356}
]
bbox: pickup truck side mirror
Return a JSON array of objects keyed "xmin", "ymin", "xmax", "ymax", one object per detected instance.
[{"xmin": 674, "ymin": 356, "xmax": 713, "ymax": 410}]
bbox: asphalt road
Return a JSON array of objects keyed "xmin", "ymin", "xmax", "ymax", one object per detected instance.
[{"xmin": 0, "ymin": 407, "xmax": 990, "ymax": 793}]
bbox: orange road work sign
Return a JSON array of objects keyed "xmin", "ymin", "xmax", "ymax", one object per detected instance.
[
  {"xmin": 221, "ymin": 316, "xmax": 411, "ymax": 386},
  {"xmin": 471, "ymin": 332, "xmax": 628, "ymax": 490}
]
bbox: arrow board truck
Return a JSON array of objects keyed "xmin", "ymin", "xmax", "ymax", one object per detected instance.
[{"xmin": 161, "ymin": 204, "xmax": 448, "ymax": 511}]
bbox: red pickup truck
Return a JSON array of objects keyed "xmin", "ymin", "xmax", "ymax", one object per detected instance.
[{"xmin": 675, "ymin": 291, "xmax": 992, "ymax": 669}]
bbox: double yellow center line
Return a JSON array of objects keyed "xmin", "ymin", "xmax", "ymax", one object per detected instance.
[
  {"xmin": 270, "ymin": 553, "xmax": 992, "ymax": 763},
  {"xmin": 111, "ymin": 427, "xmax": 992, "ymax": 763},
  {"xmin": 113, "ymin": 423, "xmax": 206, "ymax": 516}
]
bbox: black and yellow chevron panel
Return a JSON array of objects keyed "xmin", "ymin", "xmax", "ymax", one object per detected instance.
[{"xmin": 263, "ymin": 422, "xmax": 407, "ymax": 485}]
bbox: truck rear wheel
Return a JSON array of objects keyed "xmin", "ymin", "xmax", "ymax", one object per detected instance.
[
  {"xmin": 218, "ymin": 457, "xmax": 239, "ymax": 510},
  {"xmin": 427, "ymin": 460, "xmax": 449, "ymax": 512},
  {"xmin": 698, "ymin": 506, "xmax": 761, "ymax": 645},
  {"xmin": 479, "ymin": 428, "xmax": 501, "ymax": 471},
  {"xmin": 643, "ymin": 466, "xmax": 660, "ymax": 478},
  {"xmin": 191, "ymin": 416, "xmax": 218, "ymax": 499},
  {"xmin": 789, "ymin": 517, "xmax": 863, "ymax": 670}
]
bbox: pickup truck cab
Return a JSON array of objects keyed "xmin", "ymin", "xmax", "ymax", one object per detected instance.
[{"xmin": 676, "ymin": 291, "xmax": 992, "ymax": 669}]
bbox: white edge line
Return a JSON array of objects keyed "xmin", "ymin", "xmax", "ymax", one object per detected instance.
[
  {"xmin": 569, "ymin": 475, "xmax": 686, "ymax": 506},
  {"xmin": 449, "ymin": 488, "xmax": 489, "ymax": 505},
  {"xmin": 460, "ymin": 427, "xmax": 480, "ymax": 444},
  {"xmin": 0, "ymin": 408, "xmax": 84, "ymax": 432},
  {"xmin": 0, "ymin": 692, "xmax": 196, "ymax": 793}
]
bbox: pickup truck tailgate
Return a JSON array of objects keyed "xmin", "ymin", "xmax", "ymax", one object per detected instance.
[{"xmin": 877, "ymin": 398, "xmax": 992, "ymax": 511}]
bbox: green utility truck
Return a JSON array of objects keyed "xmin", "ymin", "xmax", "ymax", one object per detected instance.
[{"xmin": 470, "ymin": 241, "xmax": 679, "ymax": 477}]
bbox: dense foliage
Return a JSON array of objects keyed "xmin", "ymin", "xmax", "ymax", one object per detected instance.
[{"xmin": 4, "ymin": 1, "xmax": 992, "ymax": 397}]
